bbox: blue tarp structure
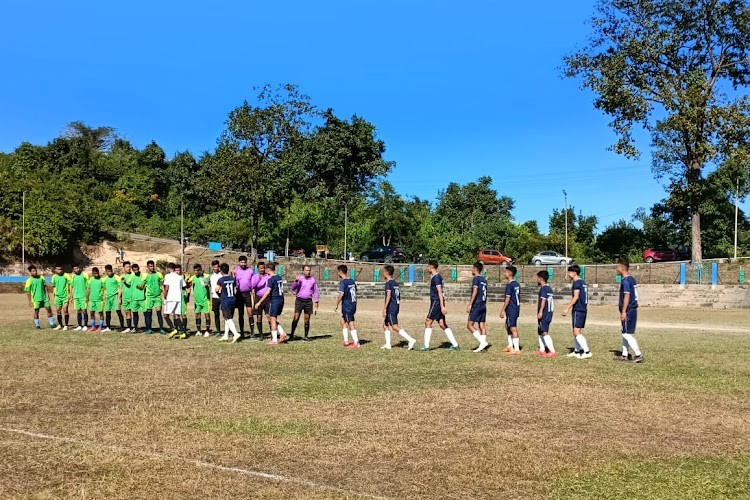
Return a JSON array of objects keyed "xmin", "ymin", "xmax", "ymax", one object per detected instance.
[{"xmin": 208, "ymin": 242, "xmax": 222, "ymax": 251}]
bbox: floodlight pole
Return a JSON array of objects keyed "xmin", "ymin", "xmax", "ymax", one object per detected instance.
[
  {"xmin": 22, "ymin": 191, "xmax": 26, "ymax": 270},
  {"xmin": 344, "ymin": 204, "xmax": 348, "ymax": 262},
  {"xmin": 734, "ymin": 178, "xmax": 739, "ymax": 261},
  {"xmin": 180, "ymin": 200, "xmax": 184, "ymax": 269},
  {"xmin": 563, "ymin": 190, "xmax": 568, "ymax": 259}
]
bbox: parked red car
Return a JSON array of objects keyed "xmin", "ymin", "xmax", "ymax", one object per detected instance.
[
  {"xmin": 477, "ymin": 249, "xmax": 513, "ymax": 265},
  {"xmin": 642, "ymin": 247, "xmax": 678, "ymax": 263}
]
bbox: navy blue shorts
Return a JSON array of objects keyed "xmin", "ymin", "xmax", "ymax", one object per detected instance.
[
  {"xmin": 342, "ymin": 307, "xmax": 356, "ymax": 323},
  {"xmin": 621, "ymin": 308, "xmax": 637, "ymax": 334},
  {"xmin": 538, "ymin": 318, "xmax": 552, "ymax": 334},
  {"xmin": 269, "ymin": 301, "xmax": 284, "ymax": 318},
  {"xmin": 505, "ymin": 314, "xmax": 519, "ymax": 329},
  {"xmin": 469, "ymin": 306, "xmax": 486, "ymax": 323},
  {"xmin": 384, "ymin": 312, "xmax": 398, "ymax": 326},
  {"xmin": 572, "ymin": 311, "xmax": 587, "ymax": 329},
  {"xmin": 427, "ymin": 300, "xmax": 445, "ymax": 321}
]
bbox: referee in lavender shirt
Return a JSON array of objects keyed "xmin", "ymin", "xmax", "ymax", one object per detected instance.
[
  {"xmin": 290, "ymin": 265, "xmax": 319, "ymax": 342},
  {"xmin": 251, "ymin": 262, "xmax": 271, "ymax": 339},
  {"xmin": 233, "ymin": 256, "xmax": 255, "ymax": 339}
]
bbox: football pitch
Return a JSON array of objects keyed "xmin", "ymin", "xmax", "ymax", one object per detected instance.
[{"xmin": 1, "ymin": 293, "xmax": 748, "ymax": 500}]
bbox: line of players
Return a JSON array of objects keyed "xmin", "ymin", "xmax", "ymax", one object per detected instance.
[{"xmin": 23, "ymin": 256, "xmax": 644, "ymax": 362}]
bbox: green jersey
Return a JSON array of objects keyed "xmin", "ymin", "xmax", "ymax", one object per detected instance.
[
  {"xmin": 144, "ymin": 271, "xmax": 164, "ymax": 298},
  {"xmin": 102, "ymin": 275, "xmax": 121, "ymax": 298},
  {"xmin": 120, "ymin": 272, "xmax": 134, "ymax": 299},
  {"xmin": 190, "ymin": 274, "xmax": 210, "ymax": 303},
  {"xmin": 70, "ymin": 272, "xmax": 89, "ymax": 299},
  {"xmin": 87, "ymin": 276, "xmax": 104, "ymax": 298},
  {"xmin": 52, "ymin": 273, "xmax": 71, "ymax": 299},
  {"xmin": 130, "ymin": 273, "xmax": 146, "ymax": 300},
  {"xmin": 24, "ymin": 276, "xmax": 48, "ymax": 302}
]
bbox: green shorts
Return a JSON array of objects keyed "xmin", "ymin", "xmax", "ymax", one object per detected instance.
[
  {"xmin": 105, "ymin": 296, "xmax": 119, "ymax": 312},
  {"xmin": 73, "ymin": 297, "xmax": 87, "ymax": 311},
  {"xmin": 54, "ymin": 296, "xmax": 69, "ymax": 309},
  {"xmin": 194, "ymin": 300, "xmax": 210, "ymax": 314},
  {"xmin": 145, "ymin": 297, "xmax": 163, "ymax": 310},
  {"xmin": 130, "ymin": 299, "xmax": 146, "ymax": 313},
  {"xmin": 32, "ymin": 298, "xmax": 51, "ymax": 310},
  {"xmin": 181, "ymin": 301, "xmax": 187, "ymax": 316},
  {"xmin": 122, "ymin": 297, "xmax": 132, "ymax": 311},
  {"xmin": 89, "ymin": 300, "xmax": 103, "ymax": 313}
]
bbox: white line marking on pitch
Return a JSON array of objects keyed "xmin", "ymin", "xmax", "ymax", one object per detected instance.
[{"xmin": 0, "ymin": 426, "xmax": 390, "ymax": 500}]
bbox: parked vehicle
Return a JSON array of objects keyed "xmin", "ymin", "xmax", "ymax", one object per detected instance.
[
  {"xmin": 642, "ymin": 247, "xmax": 679, "ymax": 263},
  {"xmin": 477, "ymin": 248, "xmax": 513, "ymax": 265},
  {"xmin": 360, "ymin": 246, "xmax": 405, "ymax": 263},
  {"xmin": 530, "ymin": 251, "xmax": 573, "ymax": 266}
]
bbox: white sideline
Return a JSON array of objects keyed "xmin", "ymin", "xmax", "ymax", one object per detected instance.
[{"xmin": 0, "ymin": 426, "xmax": 390, "ymax": 500}]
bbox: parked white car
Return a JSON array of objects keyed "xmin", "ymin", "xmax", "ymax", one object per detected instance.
[{"xmin": 530, "ymin": 251, "xmax": 573, "ymax": 266}]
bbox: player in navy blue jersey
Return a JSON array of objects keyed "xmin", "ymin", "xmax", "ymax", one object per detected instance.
[
  {"xmin": 562, "ymin": 265, "xmax": 592, "ymax": 359},
  {"xmin": 215, "ymin": 263, "xmax": 241, "ymax": 343},
  {"xmin": 616, "ymin": 259, "xmax": 643, "ymax": 363},
  {"xmin": 536, "ymin": 270, "xmax": 557, "ymax": 357},
  {"xmin": 334, "ymin": 265, "xmax": 360, "ymax": 348},
  {"xmin": 466, "ymin": 262, "xmax": 489, "ymax": 352},
  {"xmin": 418, "ymin": 260, "xmax": 459, "ymax": 351},
  {"xmin": 499, "ymin": 265, "xmax": 521, "ymax": 355},
  {"xmin": 380, "ymin": 265, "xmax": 416, "ymax": 350},
  {"xmin": 255, "ymin": 262, "xmax": 287, "ymax": 346}
]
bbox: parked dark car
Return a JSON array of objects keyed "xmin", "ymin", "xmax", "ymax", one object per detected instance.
[
  {"xmin": 642, "ymin": 247, "xmax": 679, "ymax": 263},
  {"xmin": 360, "ymin": 246, "xmax": 405, "ymax": 263}
]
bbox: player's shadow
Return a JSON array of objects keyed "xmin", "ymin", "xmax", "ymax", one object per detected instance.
[
  {"xmin": 609, "ymin": 349, "xmax": 630, "ymax": 359},
  {"xmin": 359, "ymin": 339, "xmax": 372, "ymax": 346},
  {"xmin": 301, "ymin": 334, "xmax": 332, "ymax": 342}
]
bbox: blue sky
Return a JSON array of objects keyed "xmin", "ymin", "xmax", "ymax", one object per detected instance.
[{"xmin": 2, "ymin": 0, "xmax": 747, "ymax": 232}]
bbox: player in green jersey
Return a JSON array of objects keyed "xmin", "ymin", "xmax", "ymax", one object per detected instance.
[
  {"xmin": 87, "ymin": 267, "xmax": 106, "ymax": 332},
  {"xmin": 51, "ymin": 265, "xmax": 71, "ymax": 330},
  {"xmin": 24, "ymin": 265, "xmax": 56, "ymax": 330},
  {"xmin": 190, "ymin": 264, "xmax": 212, "ymax": 337},
  {"xmin": 120, "ymin": 261, "xmax": 135, "ymax": 332},
  {"xmin": 102, "ymin": 264, "xmax": 123, "ymax": 332},
  {"xmin": 144, "ymin": 260, "xmax": 165, "ymax": 334},
  {"xmin": 69, "ymin": 265, "xmax": 90, "ymax": 331},
  {"xmin": 128, "ymin": 263, "xmax": 146, "ymax": 332}
]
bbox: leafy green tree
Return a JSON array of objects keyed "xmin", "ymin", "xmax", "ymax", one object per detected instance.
[
  {"xmin": 564, "ymin": 0, "xmax": 750, "ymax": 262},
  {"xmin": 596, "ymin": 220, "xmax": 647, "ymax": 262}
]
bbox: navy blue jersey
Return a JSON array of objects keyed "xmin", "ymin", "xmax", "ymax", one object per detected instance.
[
  {"xmin": 268, "ymin": 275, "xmax": 284, "ymax": 304},
  {"xmin": 384, "ymin": 279, "xmax": 400, "ymax": 315},
  {"xmin": 217, "ymin": 276, "xmax": 237, "ymax": 309},
  {"xmin": 538, "ymin": 284, "xmax": 554, "ymax": 319},
  {"xmin": 339, "ymin": 278, "xmax": 357, "ymax": 309},
  {"xmin": 429, "ymin": 273, "xmax": 444, "ymax": 301},
  {"xmin": 471, "ymin": 276, "xmax": 487, "ymax": 308},
  {"xmin": 619, "ymin": 275, "xmax": 638, "ymax": 311},
  {"xmin": 504, "ymin": 281, "xmax": 521, "ymax": 316},
  {"xmin": 572, "ymin": 279, "xmax": 588, "ymax": 313}
]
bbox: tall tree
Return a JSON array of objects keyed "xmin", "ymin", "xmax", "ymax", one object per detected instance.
[{"xmin": 564, "ymin": 0, "xmax": 750, "ymax": 262}]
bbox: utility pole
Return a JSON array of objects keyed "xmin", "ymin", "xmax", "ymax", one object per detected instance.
[
  {"xmin": 22, "ymin": 191, "xmax": 26, "ymax": 270},
  {"xmin": 735, "ymin": 178, "xmax": 740, "ymax": 261},
  {"xmin": 344, "ymin": 204, "xmax": 348, "ymax": 262},
  {"xmin": 563, "ymin": 190, "xmax": 568, "ymax": 259},
  {"xmin": 180, "ymin": 200, "xmax": 184, "ymax": 269}
]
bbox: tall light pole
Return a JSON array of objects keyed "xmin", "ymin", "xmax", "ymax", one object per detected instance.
[
  {"xmin": 344, "ymin": 204, "xmax": 348, "ymax": 261},
  {"xmin": 563, "ymin": 189, "xmax": 568, "ymax": 259},
  {"xmin": 734, "ymin": 178, "xmax": 740, "ymax": 261},
  {"xmin": 22, "ymin": 191, "xmax": 26, "ymax": 270},
  {"xmin": 180, "ymin": 199, "xmax": 184, "ymax": 269}
]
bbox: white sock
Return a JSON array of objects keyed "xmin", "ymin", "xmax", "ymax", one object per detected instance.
[
  {"xmin": 538, "ymin": 336, "xmax": 545, "ymax": 351},
  {"xmin": 398, "ymin": 329, "xmax": 414, "ymax": 342},
  {"xmin": 278, "ymin": 324, "xmax": 285, "ymax": 335},
  {"xmin": 573, "ymin": 336, "xmax": 581, "ymax": 352},
  {"xmin": 350, "ymin": 329, "xmax": 359, "ymax": 345},
  {"xmin": 512, "ymin": 336, "xmax": 520, "ymax": 351},
  {"xmin": 473, "ymin": 331, "xmax": 482, "ymax": 343},
  {"xmin": 384, "ymin": 330, "xmax": 391, "ymax": 347},
  {"xmin": 342, "ymin": 328, "xmax": 349, "ymax": 343},
  {"xmin": 272, "ymin": 330, "xmax": 278, "ymax": 342},
  {"xmin": 507, "ymin": 334, "xmax": 513, "ymax": 347},
  {"xmin": 424, "ymin": 328, "xmax": 432, "ymax": 347},
  {"xmin": 444, "ymin": 328, "xmax": 458, "ymax": 347},
  {"xmin": 623, "ymin": 333, "xmax": 641, "ymax": 356},
  {"xmin": 227, "ymin": 319, "xmax": 238, "ymax": 336},
  {"xmin": 621, "ymin": 335, "xmax": 629, "ymax": 356},
  {"xmin": 224, "ymin": 321, "xmax": 230, "ymax": 337},
  {"xmin": 542, "ymin": 334, "xmax": 555, "ymax": 353},
  {"xmin": 479, "ymin": 334, "xmax": 487, "ymax": 344},
  {"xmin": 577, "ymin": 334, "xmax": 590, "ymax": 353}
]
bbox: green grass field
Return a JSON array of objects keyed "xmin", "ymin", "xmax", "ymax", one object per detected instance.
[{"xmin": 1, "ymin": 294, "xmax": 749, "ymax": 499}]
